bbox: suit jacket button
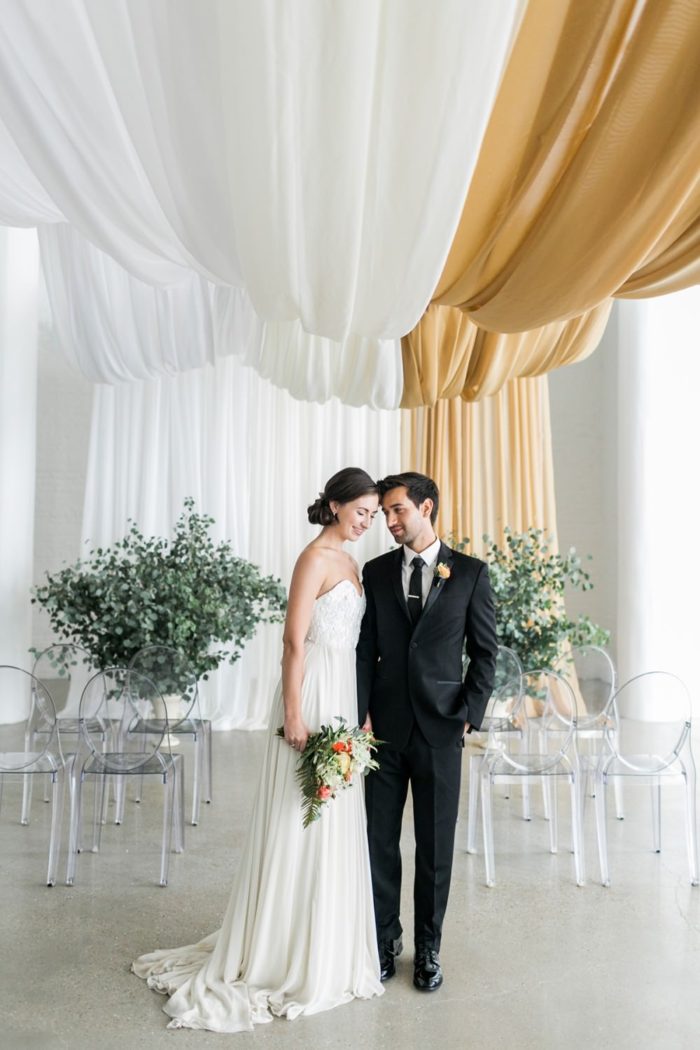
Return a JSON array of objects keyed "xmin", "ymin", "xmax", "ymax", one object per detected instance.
[{"xmin": 410, "ymin": 641, "xmax": 418, "ymax": 649}]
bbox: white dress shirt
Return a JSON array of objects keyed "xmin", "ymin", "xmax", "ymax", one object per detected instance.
[{"xmin": 402, "ymin": 536, "xmax": 442, "ymax": 607}]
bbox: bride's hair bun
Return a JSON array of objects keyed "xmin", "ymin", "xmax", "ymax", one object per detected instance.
[
  {"xmin": 307, "ymin": 493, "xmax": 336, "ymax": 526},
  {"xmin": 307, "ymin": 468, "xmax": 378, "ymax": 527}
]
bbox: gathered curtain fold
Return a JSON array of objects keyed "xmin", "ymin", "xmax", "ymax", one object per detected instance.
[
  {"xmin": 401, "ymin": 300, "xmax": 612, "ymax": 406},
  {"xmin": 39, "ymin": 223, "xmax": 403, "ymax": 407},
  {"xmin": 402, "ymin": 376, "xmax": 557, "ymax": 544}
]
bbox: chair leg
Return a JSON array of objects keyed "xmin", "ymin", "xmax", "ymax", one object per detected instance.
[
  {"xmin": 47, "ymin": 769, "xmax": 65, "ymax": 887},
  {"xmin": 133, "ymin": 769, "xmax": 145, "ymax": 804},
  {"xmin": 66, "ymin": 768, "xmax": 82, "ymax": 886},
  {"xmin": 570, "ymin": 775, "xmax": 585, "ymax": 886},
  {"xmin": 548, "ymin": 779, "xmax": 558, "ymax": 854},
  {"xmin": 159, "ymin": 772, "xmax": 176, "ymax": 887},
  {"xmin": 613, "ymin": 778, "xmax": 625, "ymax": 820},
  {"xmin": 651, "ymin": 779, "xmax": 661, "ymax": 853},
  {"xmin": 204, "ymin": 720, "xmax": 213, "ymax": 804},
  {"xmin": 114, "ymin": 774, "xmax": 127, "ymax": 825},
  {"xmin": 93, "ymin": 774, "xmax": 107, "ymax": 852},
  {"xmin": 466, "ymin": 752, "xmax": 481, "ymax": 854},
  {"xmin": 191, "ymin": 733, "xmax": 202, "ymax": 826},
  {"xmin": 537, "ymin": 727, "xmax": 551, "ymax": 821},
  {"xmin": 684, "ymin": 763, "xmax": 699, "ymax": 886},
  {"xmin": 521, "ymin": 766, "xmax": 531, "ymax": 821},
  {"xmin": 612, "ymin": 732, "xmax": 624, "ymax": 818},
  {"xmin": 21, "ymin": 772, "xmax": 33, "ymax": 826},
  {"xmin": 595, "ymin": 773, "xmax": 611, "ymax": 887},
  {"xmin": 480, "ymin": 769, "xmax": 496, "ymax": 888},
  {"xmin": 174, "ymin": 755, "xmax": 185, "ymax": 853}
]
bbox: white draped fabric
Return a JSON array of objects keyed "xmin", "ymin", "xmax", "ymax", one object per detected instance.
[
  {"xmin": 82, "ymin": 355, "xmax": 402, "ymax": 728},
  {"xmin": 39, "ymin": 224, "xmax": 403, "ymax": 407},
  {"xmin": 0, "ymin": 0, "xmax": 519, "ymax": 340}
]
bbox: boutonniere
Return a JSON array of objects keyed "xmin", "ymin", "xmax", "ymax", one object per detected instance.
[{"xmin": 434, "ymin": 562, "xmax": 451, "ymax": 585}]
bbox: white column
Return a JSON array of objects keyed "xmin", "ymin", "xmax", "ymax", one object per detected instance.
[
  {"xmin": 617, "ymin": 290, "xmax": 700, "ymax": 715},
  {"xmin": 0, "ymin": 227, "xmax": 39, "ymax": 721}
]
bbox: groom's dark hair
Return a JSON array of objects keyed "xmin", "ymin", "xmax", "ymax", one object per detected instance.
[{"xmin": 378, "ymin": 472, "xmax": 439, "ymax": 525}]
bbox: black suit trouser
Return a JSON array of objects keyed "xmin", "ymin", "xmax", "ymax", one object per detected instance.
[{"xmin": 365, "ymin": 722, "xmax": 462, "ymax": 950}]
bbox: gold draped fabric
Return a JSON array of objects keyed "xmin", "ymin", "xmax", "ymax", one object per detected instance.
[
  {"xmin": 402, "ymin": 0, "xmax": 700, "ymax": 408},
  {"xmin": 434, "ymin": 0, "xmax": 700, "ymax": 331},
  {"xmin": 401, "ymin": 376, "xmax": 557, "ymax": 546},
  {"xmin": 400, "ymin": 300, "xmax": 612, "ymax": 407}
]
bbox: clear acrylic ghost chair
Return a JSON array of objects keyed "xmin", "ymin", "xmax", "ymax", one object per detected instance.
[
  {"xmin": 66, "ymin": 668, "xmax": 185, "ymax": 887},
  {"xmin": 128, "ymin": 645, "xmax": 211, "ymax": 825},
  {"xmin": 0, "ymin": 666, "xmax": 66, "ymax": 885},
  {"xmin": 481, "ymin": 670, "xmax": 584, "ymax": 887},
  {"xmin": 594, "ymin": 671, "xmax": 698, "ymax": 887},
  {"xmin": 553, "ymin": 644, "xmax": 623, "ymax": 819},
  {"xmin": 26, "ymin": 643, "xmax": 100, "ymax": 819},
  {"xmin": 466, "ymin": 646, "xmax": 527, "ymax": 854}
]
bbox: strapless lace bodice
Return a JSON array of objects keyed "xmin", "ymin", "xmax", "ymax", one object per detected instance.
[{"xmin": 306, "ymin": 579, "xmax": 365, "ymax": 651}]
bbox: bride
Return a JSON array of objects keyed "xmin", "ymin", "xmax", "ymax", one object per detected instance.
[{"xmin": 132, "ymin": 467, "xmax": 383, "ymax": 1032}]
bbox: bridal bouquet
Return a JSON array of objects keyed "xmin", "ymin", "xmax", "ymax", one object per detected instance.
[{"xmin": 277, "ymin": 717, "xmax": 380, "ymax": 828}]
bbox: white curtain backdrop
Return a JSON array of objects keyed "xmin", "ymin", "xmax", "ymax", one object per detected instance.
[
  {"xmin": 82, "ymin": 354, "xmax": 402, "ymax": 728},
  {"xmin": 39, "ymin": 223, "xmax": 403, "ymax": 407},
  {"xmin": 0, "ymin": 0, "xmax": 519, "ymax": 334},
  {"xmin": 617, "ymin": 289, "xmax": 700, "ymax": 716}
]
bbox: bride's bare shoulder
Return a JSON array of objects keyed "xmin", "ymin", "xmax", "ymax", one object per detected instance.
[{"xmin": 292, "ymin": 545, "xmax": 332, "ymax": 578}]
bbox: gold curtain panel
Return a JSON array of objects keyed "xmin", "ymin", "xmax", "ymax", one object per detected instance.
[
  {"xmin": 402, "ymin": 0, "xmax": 700, "ymax": 406},
  {"xmin": 401, "ymin": 376, "xmax": 558, "ymax": 544}
]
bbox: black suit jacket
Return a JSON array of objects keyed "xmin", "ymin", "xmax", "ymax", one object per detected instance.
[{"xmin": 356, "ymin": 542, "xmax": 497, "ymax": 749}]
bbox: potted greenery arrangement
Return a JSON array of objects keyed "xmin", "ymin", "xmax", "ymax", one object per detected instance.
[
  {"xmin": 32, "ymin": 499, "xmax": 288, "ymax": 694},
  {"xmin": 453, "ymin": 526, "xmax": 609, "ymax": 672}
]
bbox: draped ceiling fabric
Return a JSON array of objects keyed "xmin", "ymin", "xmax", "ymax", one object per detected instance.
[
  {"xmin": 404, "ymin": 0, "xmax": 700, "ymax": 405},
  {"xmin": 402, "ymin": 377, "xmax": 558, "ymax": 547},
  {"xmin": 0, "ymin": 0, "xmax": 518, "ymax": 328},
  {"xmin": 82, "ymin": 354, "xmax": 402, "ymax": 728}
]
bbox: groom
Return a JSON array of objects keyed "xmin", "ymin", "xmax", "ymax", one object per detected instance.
[{"xmin": 357, "ymin": 472, "xmax": 497, "ymax": 991}]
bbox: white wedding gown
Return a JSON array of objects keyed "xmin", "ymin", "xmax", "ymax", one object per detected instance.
[{"xmin": 132, "ymin": 579, "xmax": 383, "ymax": 1032}]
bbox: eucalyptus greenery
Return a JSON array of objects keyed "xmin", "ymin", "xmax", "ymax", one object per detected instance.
[
  {"xmin": 32, "ymin": 499, "xmax": 287, "ymax": 681},
  {"xmin": 453, "ymin": 527, "xmax": 609, "ymax": 672}
]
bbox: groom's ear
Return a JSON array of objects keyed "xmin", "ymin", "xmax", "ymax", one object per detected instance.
[{"xmin": 421, "ymin": 498, "xmax": 434, "ymax": 520}]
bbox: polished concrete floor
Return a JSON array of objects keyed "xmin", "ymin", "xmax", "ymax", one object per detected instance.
[{"xmin": 2, "ymin": 730, "xmax": 700, "ymax": 1050}]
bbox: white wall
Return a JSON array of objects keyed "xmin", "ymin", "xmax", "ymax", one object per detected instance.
[
  {"xmin": 31, "ymin": 320, "xmax": 92, "ymax": 654},
  {"xmin": 548, "ymin": 307, "xmax": 618, "ymax": 658}
]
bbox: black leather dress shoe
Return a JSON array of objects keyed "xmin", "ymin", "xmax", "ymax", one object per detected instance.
[
  {"xmin": 378, "ymin": 937, "xmax": 403, "ymax": 982},
  {"xmin": 413, "ymin": 947, "xmax": 443, "ymax": 991}
]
